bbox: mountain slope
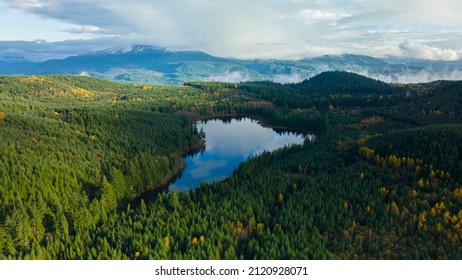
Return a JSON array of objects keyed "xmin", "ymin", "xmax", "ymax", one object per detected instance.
[
  {"xmin": 1, "ymin": 44, "xmax": 461, "ymax": 84},
  {"xmin": 37, "ymin": 45, "xmax": 224, "ymax": 72}
]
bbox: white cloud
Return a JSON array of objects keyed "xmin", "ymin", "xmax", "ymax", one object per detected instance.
[
  {"xmin": 2, "ymin": 0, "xmax": 462, "ymax": 60},
  {"xmin": 399, "ymin": 39, "xmax": 459, "ymax": 61},
  {"xmin": 354, "ymin": 69, "xmax": 462, "ymax": 84},
  {"xmin": 65, "ymin": 25, "xmax": 102, "ymax": 34},
  {"xmin": 8, "ymin": 0, "xmax": 42, "ymax": 9},
  {"xmin": 0, "ymin": 38, "xmax": 123, "ymax": 61},
  {"xmin": 273, "ymin": 73, "xmax": 305, "ymax": 84},
  {"xmin": 299, "ymin": 9, "xmax": 350, "ymax": 24},
  {"xmin": 206, "ymin": 71, "xmax": 250, "ymax": 83}
]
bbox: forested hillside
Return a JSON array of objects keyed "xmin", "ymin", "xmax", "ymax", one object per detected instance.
[
  {"xmin": 0, "ymin": 72, "xmax": 461, "ymax": 259},
  {"xmin": 1, "ymin": 46, "xmax": 436, "ymax": 85}
]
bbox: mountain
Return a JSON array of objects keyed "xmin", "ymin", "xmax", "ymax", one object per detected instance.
[
  {"xmin": 0, "ymin": 59, "xmax": 38, "ymax": 74},
  {"xmin": 1, "ymin": 44, "xmax": 462, "ymax": 84},
  {"xmin": 36, "ymin": 45, "xmax": 224, "ymax": 73},
  {"xmin": 24, "ymin": 45, "xmax": 245, "ymax": 84},
  {"xmin": 385, "ymin": 56, "xmax": 462, "ymax": 70}
]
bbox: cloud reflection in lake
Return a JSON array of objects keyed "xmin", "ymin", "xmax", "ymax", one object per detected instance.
[{"xmin": 170, "ymin": 118, "xmax": 308, "ymax": 191}]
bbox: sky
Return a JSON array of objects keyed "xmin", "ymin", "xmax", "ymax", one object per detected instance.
[{"xmin": 1, "ymin": 0, "xmax": 462, "ymax": 61}]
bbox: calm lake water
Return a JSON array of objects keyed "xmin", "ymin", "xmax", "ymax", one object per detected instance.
[{"xmin": 170, "ymin": 117, "xmax": 309, "ymax": 191}]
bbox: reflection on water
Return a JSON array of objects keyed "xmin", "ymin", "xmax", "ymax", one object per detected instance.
[{"xmin": 170, "ymin": 117, "xmax": 309, "ymax": 191}]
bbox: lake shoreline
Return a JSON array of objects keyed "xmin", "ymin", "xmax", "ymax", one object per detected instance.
[
  {"xmin": 130, "ymin": 114, "xmax": 307, "ymax": 208},
  {"xmin": 130, "ymin": 134, "xmax": 206, "ymax": 208},
  {"xmin": 191, "ymin": 113, "xmax": 312, "ymax": 135},
  {"xmin": 130, "ymin": 163, "xmax": 184, "ymax": 208}
]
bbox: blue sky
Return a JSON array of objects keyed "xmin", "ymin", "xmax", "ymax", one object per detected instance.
[
  {"xmin": 1, "ymin": 0, "xmax": 461, "ymax": 60},
  {"xmin": 0, "ymin": 8, "xmax": 81, "ymax": 41}
]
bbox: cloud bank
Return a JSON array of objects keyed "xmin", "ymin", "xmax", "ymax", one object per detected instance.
[
  {"xmin": 206, "ymin": 71, "xmax": 250, "ymax": 83},
  {"xmin": 1, "ymin": 0, "xmax": 461, "ymax": 60},
  {"xmin": 0, "ymin": 38, "xmax": 122, "ymax": 61},
  {"xmin": 400, "ymin": 40, "xmax": 459, "ymax": 61}
]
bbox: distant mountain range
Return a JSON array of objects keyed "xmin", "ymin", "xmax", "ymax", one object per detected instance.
[{"xmin": 1, "ymin": 44, "xmax": 462, "ymax": 84}]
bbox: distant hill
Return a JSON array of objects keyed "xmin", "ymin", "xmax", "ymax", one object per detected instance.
[
  {"xmin": 0, "ymin": 60, "xmax": 38, "ymax": 74},
  {"xmin": 35, "ymin": 45, "xmax": 224, "ymax": 73},
  {"xmin": 1, "ymin": 44, "xmax": 462, "ymax": 84},
  {"xmin": 296, "ymin": 71, "xmax": 396, "ymax": 95}
]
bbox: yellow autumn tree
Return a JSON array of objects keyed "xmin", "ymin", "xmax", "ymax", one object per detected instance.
[
  {"xmin": 418, "ymin": 211, "xmax": 427, "ymax": 230},
  {"xmin": 192, "ymin": 237, "xmax": 198, "ymax": 245},
  {"xmin": 162, "ymin": 236, "xmax": 170, "ymax": 254},
  {"xmin": 257, "ymin": 223, "xmax": 264, "ymax": 231},
  {"xmin": 390, "ymin": 201, "xmax": 399, "ymax": 216},
  {"xmin": 406, "ymin": 157, "xmax": 415, "ymax": 170},
  {"xmin": 453, "ymin": 188, "xmax": 462, "ymax": 200},
  {"xmin": 0, "ymin": 112, "xmax": 4, "ymax": 121},
  {"xmin": 417, "ymin": 179, "xmax": 425, "ymax": 188}
]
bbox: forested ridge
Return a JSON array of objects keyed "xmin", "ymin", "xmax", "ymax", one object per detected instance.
[{"xmin": 0, "ymin": 72, "xmax": 461, "ymax": 259}]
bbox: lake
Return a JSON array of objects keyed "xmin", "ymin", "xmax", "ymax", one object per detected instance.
[
  {"xmin": 132, "ymin": 117, "xmax": 311, "ymax": 206},
  {"xmin": 170, "ymin": 117, "xmax": 309, "ymax": 191}
]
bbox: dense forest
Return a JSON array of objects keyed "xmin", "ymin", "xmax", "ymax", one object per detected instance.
[{"xmin": 0, "ymin": 71, "xmax": 461, "ymax": 259}]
